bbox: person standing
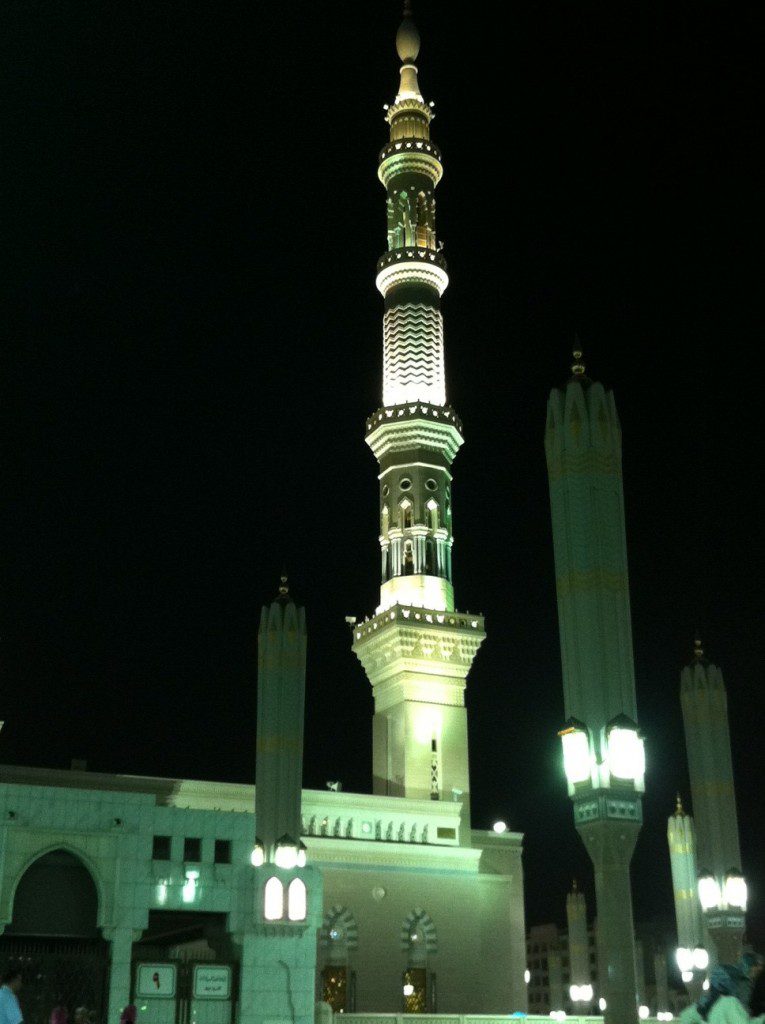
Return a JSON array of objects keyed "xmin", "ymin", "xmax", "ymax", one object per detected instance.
[{"xmin": 0, "ymin": 969, "xmax": 23, "ymax": 1024}]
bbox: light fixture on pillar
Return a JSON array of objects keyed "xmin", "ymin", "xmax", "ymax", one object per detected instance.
[
  {"xmin": 558, "ymin": 718, "xmax": 591, "ymax": 788},
  {"xmin": 570, "ymin": 984, "xmax": 593, "ymax": 1004},
  {"xmin": 723, "ymin": 869, "xmax": 747, "ymax": 910},
  {"xmin": 697, "ymin": 871, "xmax": 721, "ymax": 911},
  {"xmin": 250, "ymin": 838, "xmax": 265, "ymax": 867},
  {"xmin": 274, "ymin": 834, "xmax": 300, "ymax": 869},
  {"xmin": 605, "ymin": 714, "xmax": 645, "ymax": 785}
]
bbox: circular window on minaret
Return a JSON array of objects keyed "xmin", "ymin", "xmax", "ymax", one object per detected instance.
[
  {"xmin": 425, "ymin": 479, "xmax": 437, "ymax": 491},
  {"xmin": 399, "ymin": 478, "xmax": 412, "ymax": 491},
  {"xmin": 382, "ymin": 484, "xmax": 390, "ymax": 497}
]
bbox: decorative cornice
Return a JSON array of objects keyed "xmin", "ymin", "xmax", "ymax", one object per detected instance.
[
  {"xmin": 376, "ymin": 257, "xmax": 449, "ymax": 298},
  {"xmin": 365, "ymin": 406, "xmax": 463, "ymax": 462},
  {"xmin": 378, "ymin": 147, "xmax": 443, "ymax": 188}
]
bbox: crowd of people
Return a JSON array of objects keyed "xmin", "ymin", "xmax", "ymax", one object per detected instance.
[
  {"xmin": 0, "ymin": 969, "xmax": 137, "ymax": 1024},
  {"xmin": 680, "ymin": 953, "xmax": 765, "ymax": 1024}
]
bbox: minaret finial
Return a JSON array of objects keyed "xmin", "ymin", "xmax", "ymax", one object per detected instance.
[
  {"xmin": 278, "ymin": 572, "xmax": 289, "ymax": 601},
  {"xmin": 675, "ymin": 792, "xmax": 685, "ymax": 816},
  {"xmin": 396, "ymin": 1, "xmax": 421, "ymax": 65},
  {"xmin": 571, "ymin": 335, "xmax": 585, "ymax": 377},
  {"xmin": 572, "ymin": 877, "xmax": 578, "ymax": 892}
]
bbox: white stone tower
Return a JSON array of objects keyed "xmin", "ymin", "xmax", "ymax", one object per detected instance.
[
  {"xmin": 544, "ymin": 349, "xmax": 645, "ymax": 1024},
  {"xmin": 680, "ymin": 639, "xmax": 746, "ymax": 962},
  {"xmin": 352, "ymin": 6, "xmax": 485, "ymax": 826}
]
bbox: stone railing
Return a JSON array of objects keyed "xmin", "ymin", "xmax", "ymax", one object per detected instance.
[
  {"xmin": 332, "ymin": 1016, "xmax": 663, "ymax": 1024},
  {"xmin": 365, "ymin": 402, "xmax": 462, "ymax": 436},
  {"xmin": 376, "ymin": 247, "xmax": 447, "ymax": 276},
  {"xmin": 352, "ymin": 605, "xmax": 484, "ymax": 642},
  {"xmin": 379, "ymin": 139, "xmax": 441, "ymax": 164}
]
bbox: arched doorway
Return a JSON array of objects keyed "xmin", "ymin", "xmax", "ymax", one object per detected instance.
[{"xmin": 0, "ymin": 850, "xmax": 109, "ymax": 1024}]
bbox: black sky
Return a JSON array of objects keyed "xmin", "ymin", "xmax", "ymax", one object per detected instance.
[{"xmin": 3, "ymin": 2, "xmax": 762, "ymax": 946}]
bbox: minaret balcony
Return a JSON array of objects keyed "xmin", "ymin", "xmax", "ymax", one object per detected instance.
[
  {"xmin": 365, "ymin": 402, "xmax": 463, "ymax": 462},
  {"xmin": 376, "ymin": 248, "xmax": 448, "ymax": 297}
]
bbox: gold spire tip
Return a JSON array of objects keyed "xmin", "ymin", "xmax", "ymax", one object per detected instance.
[
  {"xmin": 278, "ymin": 574, "xmax": 289, "ymax": 600},
  {"xmin": 693, "ymin": 637, "xmax": 704, "ymax": 661},
  {"xmin": 675, "ymin": 792, "xmax": 685, "ymax": 816}
]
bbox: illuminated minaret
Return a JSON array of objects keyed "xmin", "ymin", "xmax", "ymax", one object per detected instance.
[
  {"xmin": 545, "ymin": 349, "xmax": 644, "ymax": 1024},
  {"xmin": 352, "ymin": 6, "xmax": 485, "ymax": 824},
  {"xmin": 680, "ymin": 640, "xmax": 745, "ymax": 962},
  {"xmin": 667, "ymin": 794, "xmax": 703, "ymax": 954}
]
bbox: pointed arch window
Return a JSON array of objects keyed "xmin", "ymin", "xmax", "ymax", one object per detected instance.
[
  {"xmin": 264, "ymin": 876, "xmax": 283, "ymax": 920},
  {"xmin": 399, "ymin": 498, "xmax": 413, "ymax": 530},
  {"xmin": 426, "ymin": 498, "xmax": 439, "ymax": 531},
  {"xmin": 287, "ymin": 878, "xmax": 306, "ymax": 921}
]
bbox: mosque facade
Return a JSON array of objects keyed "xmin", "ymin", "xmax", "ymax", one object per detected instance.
[{"xmin": 0, "ymin": 9, "xmax": 527, "ymax": 1024}]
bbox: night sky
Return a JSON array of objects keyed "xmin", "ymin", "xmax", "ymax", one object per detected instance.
[{"xmin": 4, "ymin": 3, "xmax": 762, "ymax": 945}]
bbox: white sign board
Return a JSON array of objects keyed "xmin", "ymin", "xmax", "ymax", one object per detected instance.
[
  {"xmin": 136, "ymin": 964, "xmax": 177, "ymax": 999},
  {"xmin": 193, "ymin": 965, "xmax": 232, "ymax": 1000}
]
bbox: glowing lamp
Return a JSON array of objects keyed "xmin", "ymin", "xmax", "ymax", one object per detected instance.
[
  {"xmin": 698, "ymin": 872, "xmax": 722, "ymax": 911},
  {"xmin": 524, "ymin": 970, "xmax": 531, "ymax": 984},
  {"xmin": 264, "ymin": 876, "xmax": 283, "ymax": 920},
  {"xmin": 606, "ymin": 715, "xmax": 645, "ymax": 781},
  {"xmin": 493, "ymin": 820, "xmax": 508, "ymax": 834},
  {"xmin": 182, "ymin": 869, "xmax": 199, "ymax": 904},
  {"xmin": 559, "ymin": 719, "xmax": 591, "ymax": 784},
  {"xmin": 675, "ymin": 948, "xmax": 693, "ymax": 973},
  {"xmin": 274, "ymin": 834, "xmax": 299, "ymax": 870},
  {"xmin": 250, "ymin": 839, "xmax": 265, "ymax": 867},
  {"xmin": 569, "ymin": 986, "xmax": 580, "ymax": 1002},
  {"xmin": 403, "ymin": 984, "xmax": 414, "ymax": 997},
  {"xmin": 598, "ymin": 998, "xmax": 607, "ymax": 1012},
  {"xmin": 693, "ymin": 947, "xmax": 710, "ymax": 971},
  {"xmin": 580, "ymin": 984, "xmax": 593, "ymax": 1002},
  {"xmin": 639, "ymin": 1006, "xmax": 650, "ymax": 1019},
  {"xmin": 682, "ymin": 971, "xmax": 694, "ymax": 984},
  {"xmin": 702, "ymin": 980, "xmax": 710, "ymax": 992},
  {"xmin": 723, "ymin": 870, "xmax": 747, "ymax": 910},
  {"xmin": 287, "ymin": 877, "xmax": 307, "ymax": 921}
]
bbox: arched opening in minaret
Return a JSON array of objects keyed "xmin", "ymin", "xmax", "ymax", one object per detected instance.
[
  {"xmin": 399, "ymin": 498, "xmax": 413, "ymax": 530},
  {"xmin": 425, "ymin": 538, "xmax": 435, "ymax": 575},
  {"xmin": 426, "ymin": 498, "xmax": 439, "ymax": 532},
  {"xmin": 403, "ymin": 540, "xmax": 414, "ymax": 576}
]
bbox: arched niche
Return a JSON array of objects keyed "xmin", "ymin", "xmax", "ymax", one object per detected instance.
[{"xmin": 7, "ymin": 849, "xmax": 99, "ymax": 937}]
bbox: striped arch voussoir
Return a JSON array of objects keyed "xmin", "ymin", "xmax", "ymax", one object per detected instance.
[
  {"xmin": 319, "ymin": 904, "xmax": 358, "ymax": 950},
  {"xmin": 400, "ymin": 907, "xmax": 437, "ymax": 954}
]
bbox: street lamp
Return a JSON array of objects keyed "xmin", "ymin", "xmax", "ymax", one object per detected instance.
[
  {"xmin": 559, "ymin": 719, "xmax": 591, "ymax": 788},
  {"xmin": 605, "ymin": 714, "xmax": 645, "ymax": 786},
  {"xmin": 570, "ymin": 984, "xmax": 593, "ymax": 1005},
  {"xmin": 697, "ymin": 869, "xmax": 747, "ymax": 963}
]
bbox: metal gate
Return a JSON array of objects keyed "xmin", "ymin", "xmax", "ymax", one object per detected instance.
[
  {"xmin": 0, "ymin": 937, "xmax": 109, "ymax": 1024},
  {"xmin": 131, "ymin": 958, "xmax": 237, "ymax": 1024}
]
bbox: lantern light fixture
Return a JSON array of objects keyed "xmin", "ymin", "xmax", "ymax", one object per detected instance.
[
  {"xmin": 698, "ymin": 871, "xmax": 722, "ymax": 911},
  {"xmin": 606, "ymin": 714, "xmax": 645, "ymax": 782},
  {"xmin": 250, "ymin": 839, "xmax": 265, "ymax": 867},
  {"xmin": 558, "ymin": 718, "xmax": 591, "ymax": 785}
]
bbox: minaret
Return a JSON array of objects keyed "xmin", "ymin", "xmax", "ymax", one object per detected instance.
[
  {"xmin": 352, "ymin": 6, "xmax": 485, "ymax": 825},
  {"xmin": 545, "ymin": 349, "xmax": 644, "ymax": 1024},
  {"xmin": 667, "ymin": 794, "xmax": 703, "ymax": 955},
  {"xmin": 566, "ymin": 881, "xmax": 591, "ymax": 1000},
  {"xmin": 680, "ymin": 639, "xmax": 745, "ymax": 963},
  {"xmin": 255, "ymin": 576, "xmax": 306, "ymax": 860},
  {"xmin": 248, "ymin": 579, "xmax": 322, "ymax": 1024}
]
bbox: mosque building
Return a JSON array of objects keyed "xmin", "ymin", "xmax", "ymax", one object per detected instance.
[
  {"xmin": 0, "ymin": 7, "xmax": 749, "ymax": 1024},
  {"xmin": 0, "ymin": 10, "xmax": 527, "ymax": 1024}
]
